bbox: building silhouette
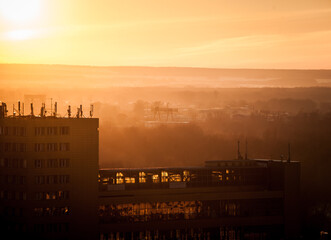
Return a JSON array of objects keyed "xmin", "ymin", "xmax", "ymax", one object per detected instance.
[
  {"xmin": 0, "ymin": 102, "xmax": 99, "ymax": 239},
  {"xmin": 0, "ymin": 102, "xmax": 300, "ymax": 240}
]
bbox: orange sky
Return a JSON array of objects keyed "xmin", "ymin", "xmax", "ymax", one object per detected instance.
[{"xmin": 0, "ymin": 0, "xmax": 331, "ymax": 69}]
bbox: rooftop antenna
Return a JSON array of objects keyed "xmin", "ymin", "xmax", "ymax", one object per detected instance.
[
  {"xmin": 245, "ymin": 139, "xmax": 248, "ymax": 160},
  {"xmin": 13, "ymin": 104, "xmax": 16, "ymax": 117},
  {"xmin": 18, "ymin": 101, "xmax": 21, "ymax": 116},
  {"xmin": 22, "ymin": 102, "xmax": 24, "ymax": 116},
  {"xmin": 0, "ymin": 102, "xmax": 7, "ymax": 118},
  {"xmin": 76, "ymin": 107, "xmax": 80, "ymax": 118},
  {"xmin": 50, "ymin": 98, "xmax": 53, "ymax": 117},
  {"xmin": 54, "ymin": 102, "xmax": 57, "ymax": 117},
  {"xmin": 237, "ymin": 140, "xmax": 243, "ymax": 160},
  {"xmin": 288, "ymin": 143, "xmax": 291, "ymax": 163},
  {"xmin": 76, "ymin": 105, "xmax": 83, "ymax": 118},
  {"xmin": 30, "ymin": 103, "xmax": 34, "ymax": 116},
  {"xmin": 67, "ymin": 105, "xmax": 71, "ymax": 118},
  {"xmin": 4, "ymin": 103, "xmax": 8, "ymax": 117},
  {"xmin": 40, "ymin": 103, "xmax": 46, "ymax": 117},
  {"xmin": 90, "ymin": 104, "xmax": 94, "ymax": 118}
]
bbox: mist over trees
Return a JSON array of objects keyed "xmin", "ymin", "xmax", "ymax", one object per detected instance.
[{"xmin": 2, "ymin": 64, "xmax": 331, "ymax": 238}]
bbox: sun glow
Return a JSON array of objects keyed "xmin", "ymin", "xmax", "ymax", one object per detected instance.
[
  {"xmin": 5, "ymin": 29, "xmax": 36, "ymax": 40},
  {"xmin": 0, "ymin": 0, "xmax": 42, "ymax": 24}
]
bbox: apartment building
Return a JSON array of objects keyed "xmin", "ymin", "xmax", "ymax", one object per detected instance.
[{"xmin": 0, "ymin": 106, "xmax": 99, "ymax": 240}]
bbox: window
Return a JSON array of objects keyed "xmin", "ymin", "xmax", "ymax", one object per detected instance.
[
  {"xmin": 12, "ymin": 127, "xmax": 17, "ymax": 136},
  {"xmin": 35, "ymin": 143, "xmax": 45, "ymax": 152},
  {"xmin": 139, "ymin": 172, "xmax": 146, "ymax": 183},
  {"xmin": 7, "ymin": 143, "xmax": 25, "ymax": 152},
  {"xmin": 34, "ymin": 159, "xmax": 44, "ymax": 168},
  {"xmin": 33, "ymin": 207, "xmax": 70, "ymax": 217},
  {"xmin": 46, "ymin": 175, "xmax": 57, "ymax": 184},
  {"xmin": 4, "ymin": 127, "xmax": 9, "ymax": 136},
  {"xmin": 47, "ymin": 127, "xmax": 57, "ymax": 135},
  {"xmin": 12, "ymin": 127, "xmax": 26, "ymax": 136},
  {"xmin": 183, "ymin": 170, "xmax": 190, "ymax": 182},
  {"xmin": 20, "ymin": 127, "xmax": 26, "ymax": 136},
  {"xmin": 0, "ymin": 158, "xmax": 4, "ymax": 167},
  {"xmin": 59, "ymin": 143, "xmax": 70, "ymax": 151},
  {"xmin": 5, "ymin": 143, "xmax": 11, "ymax": 152},
  {"xmin": 161, "ymin": 171, "xmax": 168, "ymax": 182},
  {"xmin": 20, "ymin": 143, "xmax": 26, "ymax": 152},
  {"xmin": 152, "ymin": 174, "xmax": 159, "ymax": 183},
  {"xmin": 168, "ymin": 173, "xmax": 181, "ymax": 182},
  {"xmin": 35, "ymin": 127, "xmax": 45, "ymax": 136},
  {"xmin": 116, "ymin": 172, "xmax": 124, "ymax": 184},
  {"xmin": 47, "ymin": 159, "xmax": 58, "ymax": 168},
  {"xmin": 125, "ymin": 177, "xmax": 135, "ymax": 184},
  {"xmin": 59, "ymin": 175, "xmax": 70, "ymax": 184},
  {"xmin": 12, "ymin": 143, "xmax": 18, "ymax": 152},
  {"xmin": 35, "ymin": 192, "xmax": 43, "ymax": 200},
  {"xmin": 12, "ymin": 143, "xmax": 26, "ymax": 152},
  {"xmin": 59, "ymin": 158, "xmax": 70, "ymax": 168},
  {"xmin": 35, "ymin": 176, "xmax": 45, "ymax": 184},
  {"xmin": 59, "ymin": 127, "xmax": 70, "ymax": 135},
  {"xmin": 46, "ymin": 143, "xmax": 58, "ymax": 152}
]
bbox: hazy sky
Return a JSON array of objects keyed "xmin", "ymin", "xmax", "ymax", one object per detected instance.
[{"xmin": 0, "ymin": 0, "xmax": 331, "ymax": 69}]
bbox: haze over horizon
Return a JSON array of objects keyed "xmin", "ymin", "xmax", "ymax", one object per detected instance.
[{"xmin": 1, "ymin": 0, "xmax": 331, "ymax": 69}]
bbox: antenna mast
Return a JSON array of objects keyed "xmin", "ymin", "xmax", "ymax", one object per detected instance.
[
  {"xmin": 245, "ymin": 139, "xmax": 248, "ymax": 160},
  {"xmin": 90, "ymin": 104, "xmax": 94, "ymax": 118},
  {"xmin": 237, "ymin": 140, "xmax": 243, "ymax": 160},
  {"xmin": 288, "ymin": 143, "xmax": 291, "ymax": 163}
]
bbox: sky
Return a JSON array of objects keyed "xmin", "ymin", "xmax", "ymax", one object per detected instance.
[{"xmin": 0, "ymin": 0, "xmax": 331, "ymax": 69}]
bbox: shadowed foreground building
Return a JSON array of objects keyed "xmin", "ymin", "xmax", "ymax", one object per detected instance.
[
  {"xmin": 0, "ymin": 102, "xmax": 300, "ymax": 240},
  {"xmin": 0, "ymin": 103, "xmax": 99, "ymax": 240}
]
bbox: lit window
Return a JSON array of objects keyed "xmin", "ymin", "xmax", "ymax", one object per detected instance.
[
  {"xmin": 139, "ymin": 172, "xmax": 146, "ymax": 183},
  {"xmin": 116, "ymin": 172, "xmax": 124, "ymax": 184},
  {"xmin": 152, "ymin": 174, "xmax": 159, "ymax": 183},
  {"xmin": 169, "ymin": 173, "xmax": 181, "ymax": 182},
  {"xmin": 161, "ymin": 171, "xmax": 168, "ymax": 182},
  {"xmin": 183, "ymin": 170, "xmax": 190, "ymax": 182},
  {"xmin": 125, "ymin": 177, "xmax": 135, "ymax": 184}
]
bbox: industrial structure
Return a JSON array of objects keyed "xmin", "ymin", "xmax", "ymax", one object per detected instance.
[{"xmin": 0, "ymin": 101, "xmax": 300, "ymax": 240}]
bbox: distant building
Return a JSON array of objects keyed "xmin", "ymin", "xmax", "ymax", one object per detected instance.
[
  {"xmin": 0, "ymin": 102, "xmax": 300, "ymax": 240},
  {"xmin": 98, "ymin": 159, "xmax": 300, "ymax": 240}
]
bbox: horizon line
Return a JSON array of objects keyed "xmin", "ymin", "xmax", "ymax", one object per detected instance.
[{"xmin": 0, "ymin": 62, "xmax": 330, "ymax": 71}]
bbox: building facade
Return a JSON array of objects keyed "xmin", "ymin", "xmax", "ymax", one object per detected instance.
[
  {"xmin": 0, "ymin": 114, "xmax": 99, "ymax": 240},
  {"xmin": 98, "ymin": 159, "xmax": 300, "ymax": 240}
]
